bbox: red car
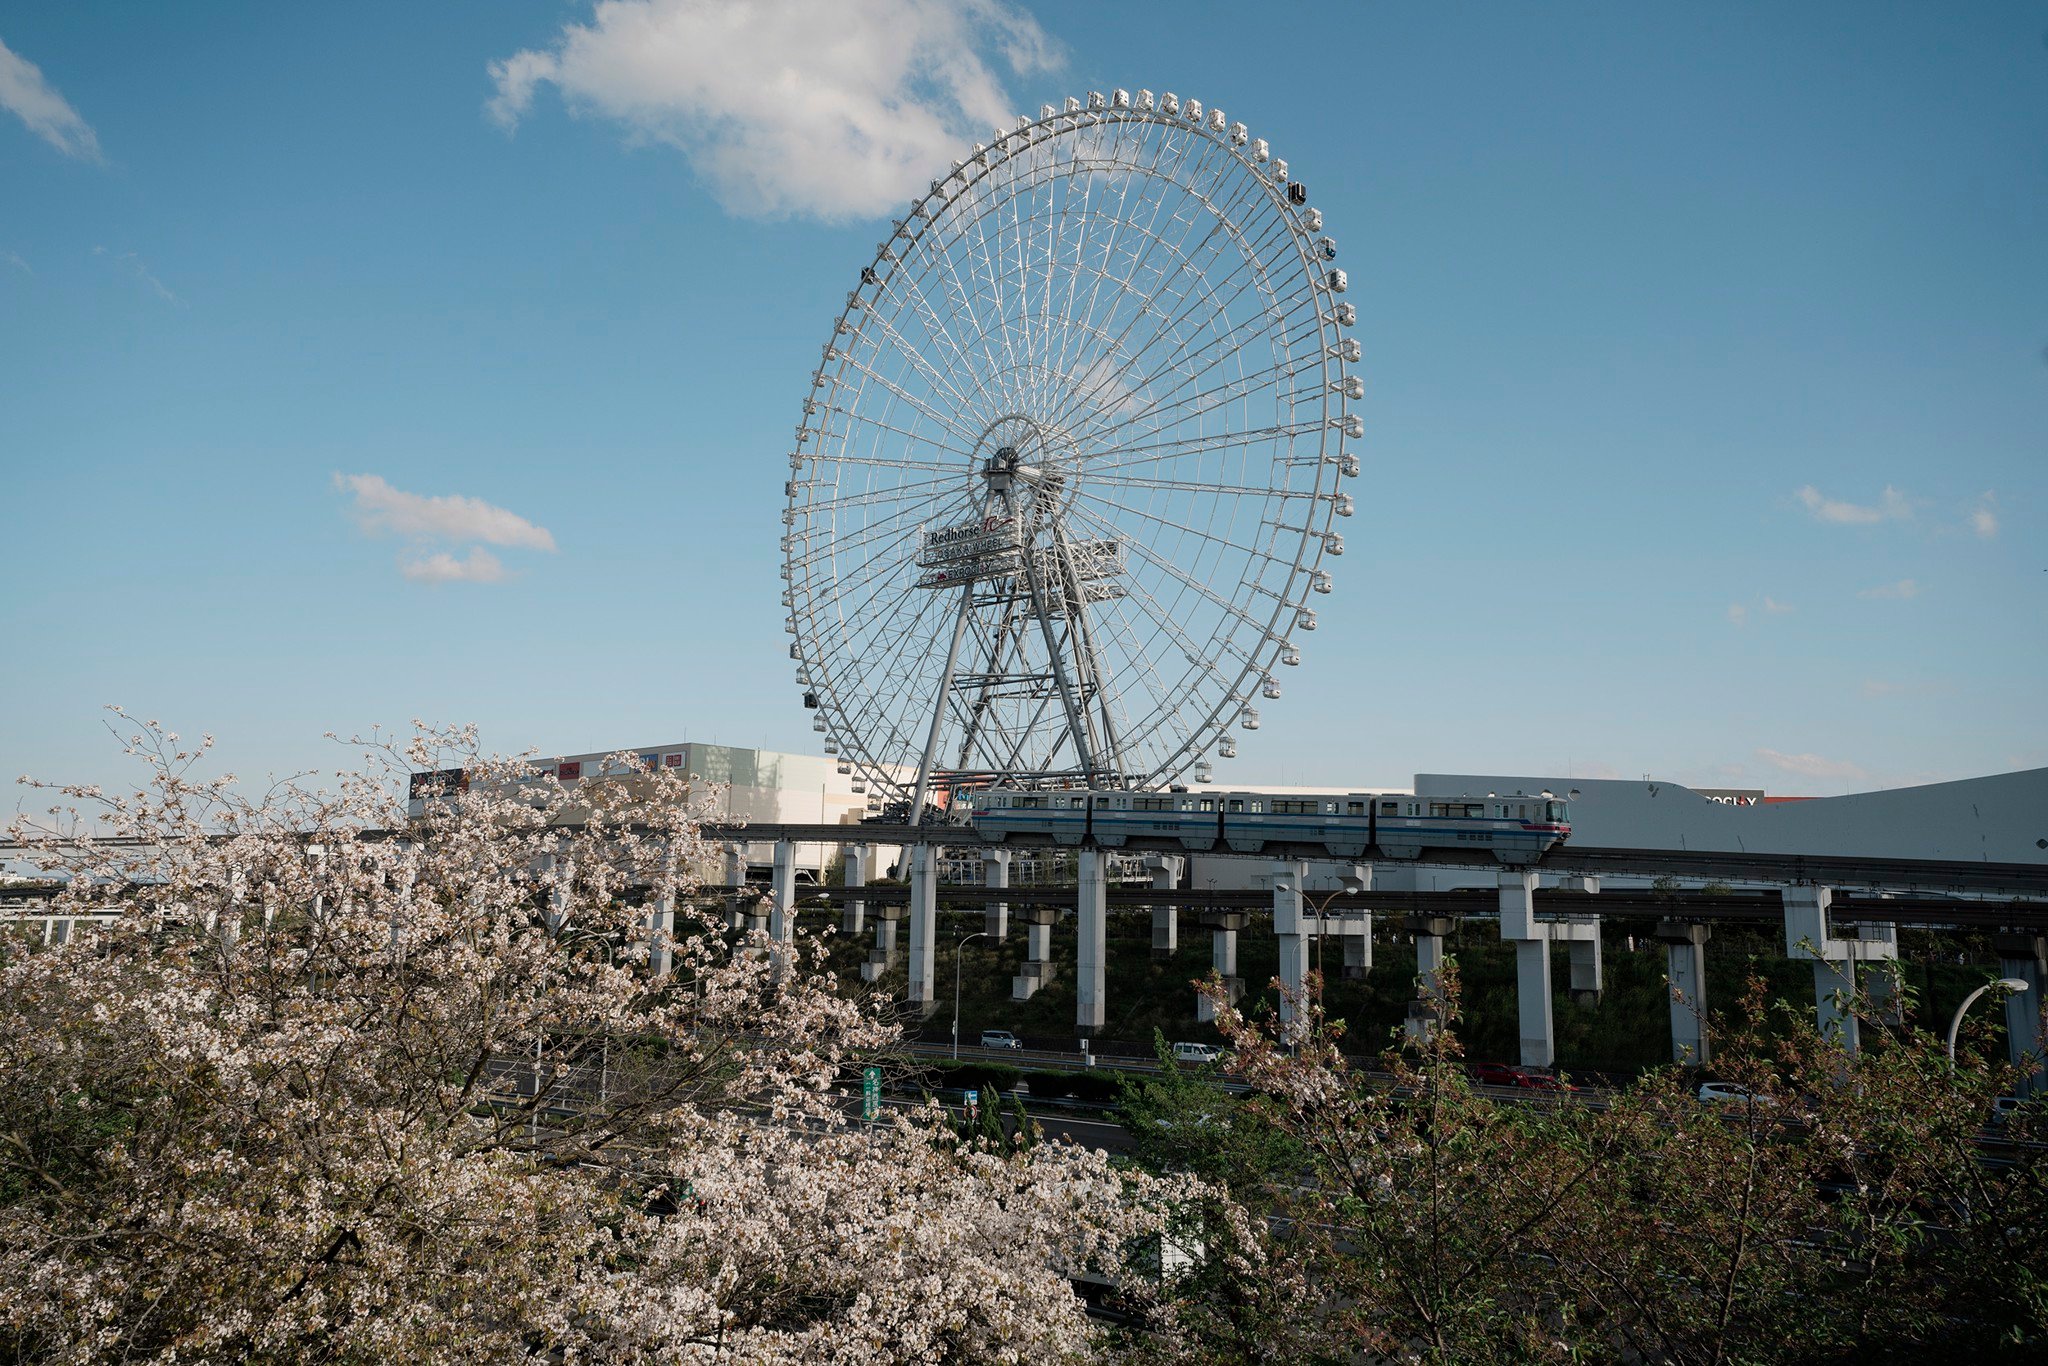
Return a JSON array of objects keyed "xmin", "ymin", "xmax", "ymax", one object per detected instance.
[
  {"xmin": 1473, "ymin": 1062, "xmax": 1528, "ymax": 1088},
  {"xmin": 1473, "ymin": 1063, "xmax": 1577, "ymax": 1093}
]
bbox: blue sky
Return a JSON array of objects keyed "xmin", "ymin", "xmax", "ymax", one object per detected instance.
[{"xmin": 3, "ymin": 1, "xmax": 2043, "ymax": 810}]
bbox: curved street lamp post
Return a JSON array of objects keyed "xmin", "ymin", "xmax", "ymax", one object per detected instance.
[
  {"xmin": 1947, "ymin": 977, "xmax": 2030, "ymax": 1064},
  {"xmin": 953, "ymin": 930, "xmax": 990, "ymax": 1059}
]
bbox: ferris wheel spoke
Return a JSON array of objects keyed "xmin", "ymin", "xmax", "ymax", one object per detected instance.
[
  {"xmin": 1031, "ymin": 141, "xmax": 1216, "ymax": 429},
  {"xmin": 1036, "ymin": 157, "xmax": 1293, "ymax": 438},
  {"xmin": 1066, "ymin": 481, "xmax": 1275, "ymax": 567},
  {"xmin": 1054, "ymin": 495, "xmax": 1278, "ymax": 664},
  {"xmin": 827, "ymin": 352, "xmax": 988, "ymax": 452},
  {"xmin": 851, "ymin": 300, "xmax": 991, "ymax": 422}
]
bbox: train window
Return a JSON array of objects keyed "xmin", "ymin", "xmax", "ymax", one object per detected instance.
[
  {"xmin": 1227, "ymin": 799, "xmax": 1245, "ymax": 813},
  {"xmin": 1379, "ymin": 801, "xmax": 1396, "ymax": 816},
  {"xmin": 1069, "ymin": 797, "xmax": 1086, "ymax": 809},
  {"xmin": 1019, "ymin": 796, "xmax": 1043, "ymax": 809},
  {"xmin": 1250, "ymin": 801, "xmax": 1265, "ymax": 813},
  {"xmin": 1199, "ymin": 799, "xmax": 1215, "ymax": 812},
  {"xmin": 1350, "ymin": 802, "xmax": 1367, "ymax": 815}
]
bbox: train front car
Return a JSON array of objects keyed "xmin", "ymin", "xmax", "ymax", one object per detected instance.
[{"xmin": 1373, "ymin": 794, "xmax": 1570, "ymax": 866}]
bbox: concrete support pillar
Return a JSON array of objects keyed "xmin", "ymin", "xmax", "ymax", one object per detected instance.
[
  {"xmin": 1146, "ymin": 855, "xmax": 1184, "ymax": 961},
  {"xmin": 1514, "ymin": 940, "xmax": 1556, "ymax": 1069},
  {"xmin": 649, "ymin": 843, "xmax": 677, "ymax": 980},
  {"xmin": 1013, "ymin": 907, "xmax": 1057, "ymax": 1001},
  {"xmin": 768, "ymin": 839, "xmax": 796, "ymax": 982},
  {"xmin": 1196, "ymin": 911, "xmax": 1249, "ymax": 1022},
  {"xmin": 721, "ymin": 846, "xmax": 747, "ymax": 931},
  {"xmin": 1567, "ymin": 933, "xmax": 1603, "ymax": 1008},
  {"xmin": 842, "ymin": 844, "xmax": 867, "ymax": 936},
  {"xmin": 906, "ymin": 842, "xmax": 938, "ymax": 1016},
  {"xmin": 1997, "ymin": 934, "xmax": 2047, "ymax": 1095},
  {"xmin": 1783, "ymin": 885, "xmax": 1896, "ymax": 1055},
  {"xmin": 1811, "ymin": 958, "xmax": 1860, "ymax": 1052},
  {"xmin": 1076, "ymin": 848, "xmax": 1107, "ymax": 1035},
  {"xmin": 45, "ymin": 917, "xmax": 72, "ymax": 946},
  {"xmin": 982, "ymin": 848, "xmax": 1011, "ymax": 940},
  {"xmin": 1342, "ymin": 917, "xmax": 1372, "ymax": 979},
  {"xmin": 1656, "ymin": 920, "xmax": 1711, "ymax": 1064},
  {"xmin": 861, "ymin": 907, "xmax": 903, "ymax": 983},
  {"xmin": 1496, "ymin": 870, "xmax": 1556, "ymax": 1069},
  {"xmin": 1272, "ymin": 861, "xmax": 1309, "ymax": 1032},
  {"xmin": 1411, "ymin": 916, "xmax": 1452, "ymax": 988},
  {"xmin": 543, "ymin": 851, "xmax": 573, "ymax": 935}
]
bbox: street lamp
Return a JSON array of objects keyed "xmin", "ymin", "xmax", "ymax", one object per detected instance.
[
  {"xmin": 1947, "ymin": 977, "xmax": 2030, "ymax": 1064},
  {"xmin": 952, "ymin": 929, "xmax": 990, "ymax": 1059},
  {"xmin": 1296, "ymin": 870, "xmax": 1369, "ymax": 994}
]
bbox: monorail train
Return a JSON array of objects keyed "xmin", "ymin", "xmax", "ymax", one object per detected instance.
[{"xmin": 968, "ymin": 788, "xmax": 1571, "ymax": 866}]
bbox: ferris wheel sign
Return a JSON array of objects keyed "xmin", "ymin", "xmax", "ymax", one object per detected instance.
[{"xmin": 781, "ymin": 88, "xmax": 1359, "ymax": 816}]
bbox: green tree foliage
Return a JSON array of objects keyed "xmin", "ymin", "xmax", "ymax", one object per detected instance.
[{"xmin": 1129, "ymin": 965, "xmax": 2047, "ymax": 1364}]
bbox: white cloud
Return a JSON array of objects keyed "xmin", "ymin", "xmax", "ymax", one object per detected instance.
[
  {"xmin": 92, "ymin": 246, "xmax": 177, "ymax": 304},
  {"xmin": 1969, "ymin": 492, "xmax": 1998, "ymax": 539},
  {"xmin": 0, "ymin": 36, "xmax": 101, "ymax": 161},
  {"xmin": 486, "ymin": 0, "xmax": 1061, "ymax": 221},
  {"xmin": 3, "ymin": 249, "xmax": 30, "ymax": 276},
  {"xmin": 1858, "ymin": 578, "xmax": 1918, "ymax": 600},
  {"xmin": 1755, "ymin": 747, "xmax": 1869, "ymax": 785},
  {"xmin": 401, "ymin": 548, "xmax": 508, "ymax": 584},
  {"xmin": 1728, "ymin": 596, "xmax": 1792, "ymax": 627},
  {"xmin": 335, "ymin": 473, "xmax": 556, "ymax": 551},
  {"xmin": 1793, "ymin": 483, "xmax": 1911, "ymax": 526}
]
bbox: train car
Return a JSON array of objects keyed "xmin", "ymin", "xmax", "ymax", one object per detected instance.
[
  {"xmin": 1372, "ymin": 793, "xmax": 1569, "ymax": 867},
  {"xmin": 969, "ymin": 786, "xmax": 1569, "ymax": 865}
]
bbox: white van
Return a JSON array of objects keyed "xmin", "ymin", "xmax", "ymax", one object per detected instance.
[{"xmin": 1172, "ymin": 1041, "xmax": 1224, "ymax": 1065}]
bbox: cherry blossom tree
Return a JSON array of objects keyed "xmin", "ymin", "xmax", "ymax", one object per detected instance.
[{"xmin": 2, "ymin": 715, "xmax": 1196, "ymax": 1363}]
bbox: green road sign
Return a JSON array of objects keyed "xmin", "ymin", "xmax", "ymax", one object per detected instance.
[{"xmin": 862, "ymin": 1065, "xmax": 881, "ymax": 1121}]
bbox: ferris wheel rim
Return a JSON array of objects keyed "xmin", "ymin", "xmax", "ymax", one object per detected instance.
[{"xmin": 782, "ymin": 88, "xmax": 1359, "ymax": 800}]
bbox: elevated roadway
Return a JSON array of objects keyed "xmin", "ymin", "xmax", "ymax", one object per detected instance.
[{"xmin": 701, "ymin": 821, "xmax": 2048, "ymax": 899}]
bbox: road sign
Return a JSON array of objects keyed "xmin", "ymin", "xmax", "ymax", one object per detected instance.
[{"xmin": 862, "ymin": 1065, "xmax": 881, "ymax": 1121}]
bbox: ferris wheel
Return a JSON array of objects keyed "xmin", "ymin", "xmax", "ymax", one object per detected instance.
[{"xmin": 782, "ymin": 89, "xmax": 1359, "ymax": 816}]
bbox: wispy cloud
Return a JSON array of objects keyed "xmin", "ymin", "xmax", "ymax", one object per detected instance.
[
  {"xmin": 1755, "ymin": 747, "xmax": 1868, "ymax": 785},
  {"xmin": 1858, "ymin": 578, "xmax": 1919, "ymax": 600},
  {"xmin": 335, "ymin": 473, "xmax": 556, "ymax": 551},
  {"xmin": 2, "ymin": 249, "xmax": 29, "ymax": 276},
  {"xmin": 0, "ymin": 36, "xmax": 101, "ymax": 161},
  {"xmin": 336, "ymin": 473, "xmax": 554, "ymax": 585},
  {"xmin": 1968, "ymin": 492, "xmax": 1998, "ymax": 539},
  {"xmin": 401, "ymin": 548, "xmax": 507, "ymax": 584},
  {"xmin": 1728, "ymin": 595, "xmax": 1793, "ymax": 627},
  {"xmin": 92, "ymin": 246, "xmax": 178, "ymax": 304},
  {"xmin": 1794, "ymin": 484, "xmax": 1912, "ymax": 526},
  {"xmin": 486, "ymin": 0, "xmax": 1062, "ymax": 221}
]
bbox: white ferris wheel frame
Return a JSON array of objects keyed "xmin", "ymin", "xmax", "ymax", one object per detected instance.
[{"xmin": 781, "ymin": 88, "xmax": 1360, "ymax": 816}]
